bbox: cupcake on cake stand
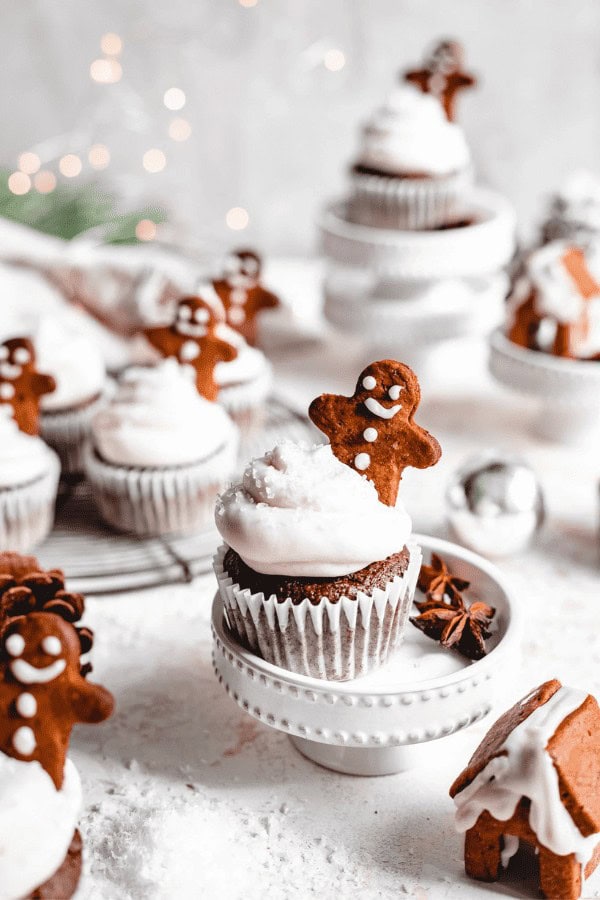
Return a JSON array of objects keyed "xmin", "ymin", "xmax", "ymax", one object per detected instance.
[
  {"xmin": 211, "ymin": 360, "xmax": 521, "ymax": 776},
  {"xmin": 320, "ymin": 40, "xmax": 516, "ymax": 376},
  {"xmin": 490, "ymin": 239, "xmax": 600, "ymax": 444}
]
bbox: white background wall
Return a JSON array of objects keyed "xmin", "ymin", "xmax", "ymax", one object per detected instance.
[{"xmin": 3, "ymin": 0, "xmax": 600, "ymax": 255}]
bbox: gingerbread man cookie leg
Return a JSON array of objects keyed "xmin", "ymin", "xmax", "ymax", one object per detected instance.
[{"xmin": 309, "ymin": 360, "xmax": 441, "ymax": 506}]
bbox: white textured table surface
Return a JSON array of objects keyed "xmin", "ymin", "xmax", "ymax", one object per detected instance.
[{"xmin": 49, "ymin": 282, "xmax": 600, "ymax": 899}]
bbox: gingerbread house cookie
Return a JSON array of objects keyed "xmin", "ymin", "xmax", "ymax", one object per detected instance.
[
  {"xmin": 508, "ymin": 240, "xmax": 600, "ymax": 360},
  {"xmin": 450, "ymin": 679, "xmax": 600, "ymax": 899}
]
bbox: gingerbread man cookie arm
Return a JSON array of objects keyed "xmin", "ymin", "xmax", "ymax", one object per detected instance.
[
  {"xmin": 308, "ymin": 394, "xmax": 345, "ymax": 439},
  {"xmin": 258, "ymin": 288, "xmax": 280, "ymax": 312},
  {"xmin": 405, "ymin": 424, "xmax": 442, "ymax": 470},
  {"xmin": 214, "ymin": 336, "xmax": 238, "ymax": 364},
  {"xmin": 404, "ymin": 70, "xmax": 430, "ymax": 93},
  {"xmin": 71, "ymin": 679, "xmax": 115, "ymax": 724},
  {"xmin": 27, "ymin": 371, "xmax": 56, "ymax": 399},
  {"xmin": 453, "ymin": 72, "xmax": 476, "ymax": 88}
]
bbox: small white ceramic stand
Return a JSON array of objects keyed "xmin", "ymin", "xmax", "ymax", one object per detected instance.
[
  {"xmin": 320, "ymin": 189, "xmax": 516, "ymax": 281},
  {"xmin": 489, "ymin": 329, "xmax": 600, "ymax": 445},
  {"xmin": 212, "ymin": 535, "xmax": 521, "ymax": 776}
]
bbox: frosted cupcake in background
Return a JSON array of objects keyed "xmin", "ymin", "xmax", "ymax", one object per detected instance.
[
  {"xmin": 214, "ymin": 360, "xmax": 441, "ymax": 681},
  {"xmin": 0, "ymin": 406, "xmax": 60, "ymax": 552},
  {"xmin": 214, "ymin": 324, "xmax": 272, "ymax": 433},
  {"xmin": 84, "ymin": 360, "xmax": 238, "ymax": 536},
  {"xmin": 348, "ymin": 40, "xmax": 476, "ymax": 230},
  {"xmin": 36, "ymin": 318, "xmax": 107, "ymax": 475}
]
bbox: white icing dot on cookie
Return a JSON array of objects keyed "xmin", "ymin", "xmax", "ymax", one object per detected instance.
[
  {"xmin": 178, "ymin": 305, "xmax": 192, "ymax": 321},
  {"xmin": 229, "ymin": 307, "xmax": 246, "ymax": 325},
  {"xmin": 13, "ymin": 347, "xmax": 31, "ymax": 365},
  {"xmin": 363, "ymin": 427, "xmax": 378, "ymax": 442},
  {"xmin": 194, "ymin": 308, "xmax": 210, "ymax": 323},
  {"xmin": 362, "ymin": 375, "xmax": 376, "ymax": 390},
  {"xmin": 12, "ymin": 725, "xmax": 36, "ymax": 755},
  {"xmin": 354, "ymin": 452, "xmax": 371, "ymax": 470},
  {"xmin": 5, "ymin": 634, "xmax": 25, "ymax": 657},
  {"xmin": 0, "ymin": 383, "xmax": 15, "ymax": 399},
  {"xmin": 42, "ymin": 636, "xmax": 62, "ymax": 657},
  {"xmin": 388, "ymin": 385, "xmax": 403, "ymax": 401},
  {"xmin": 0, "ymin": 347, "xmax": 7, "ymax": 360},
  {"xmin": 179, "ymin": 340, "xmax": 200, "ymax": 362},
  {"xmin": 16, "ymin": 692, "xmax": 37, "ymax": 718}
]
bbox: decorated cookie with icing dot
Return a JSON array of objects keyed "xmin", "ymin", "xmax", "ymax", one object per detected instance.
[
  {"xmin": 0, "ymin": 337, "xmax": 56, "ymax": 435},
  {"xmin": 404, "ymin": 39, "xmax": 476, "ymax": 122},
  {"xmin": 212, "ymin": 249, "xmax": 280, "ymax": 346},
  {"xmin": 144, "ymin": 292, "xmax": 238, "ymax": 401},
  {"xmin": 0, "ymin": 613, "xmax": 114, "ymax": 790},
  {"xmin": 309, "ymin": 360, "xmax": 441, "ymax": 506}
]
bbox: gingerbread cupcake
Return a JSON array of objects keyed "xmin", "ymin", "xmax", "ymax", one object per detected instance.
[
  {"xmin": 214, "ymin": 360, "xmax": 441, "ymax": 681},
  {"xmin": 348, "ymin": 40, "xmax": 475, "ymax": 230},
  {"xmin": 84, "ymin": 359, "xmax": 238, "ymax": 536},
  {"xmin": 36, "ymin": 319, "xmax": 107, "ymax": 475},
  {"xmin": 0, "ymin": 595, "xmax": 113, "ymax": 899}
]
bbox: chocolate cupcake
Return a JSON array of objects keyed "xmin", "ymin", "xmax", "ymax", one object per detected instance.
[{"xmin": 214, "ymin": 360, "xmax": 441, "ymax": 681}]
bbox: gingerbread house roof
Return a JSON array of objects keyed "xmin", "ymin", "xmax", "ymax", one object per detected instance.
[{"xmin": 450, "ymin": 679, "xmax": 600, "ymax": 839}]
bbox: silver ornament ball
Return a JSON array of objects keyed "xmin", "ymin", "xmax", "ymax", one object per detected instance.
[{"xmin": 446, "ymin": 452, "xmax": 545, "ymax": 557}]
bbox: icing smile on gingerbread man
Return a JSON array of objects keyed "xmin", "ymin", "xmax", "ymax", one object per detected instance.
[
  {"xmin": 174, "ymin": 299, "xmax": 212, "ymax": 338},
  {"xmin": 362, "ymin": 376, "xmax": 404, "ymax": 419},
  {"xmin": 6, "ymin": 631, "xmax": 67, "ymax": 684}
]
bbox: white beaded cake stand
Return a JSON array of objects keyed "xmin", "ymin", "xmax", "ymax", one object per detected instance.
[
  {"xmin": 211, "ymin": 534, "xmax": 521, "ymax": 777},
  {"xmin": 489, "ymin": 328, "xmax": 600, "ymax": 445},
  {"xmin": 320, "ymin": 188, "xmax": 516, "ymax": 281}
]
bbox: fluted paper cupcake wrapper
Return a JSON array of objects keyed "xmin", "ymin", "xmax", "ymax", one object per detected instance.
[
  {"xmin": 347, "ymin": 166, "xmax": 474, "ymax": 230},
  {"xmin": 0, "ymin": 451, "xmax": 60, "ymax": 552},
  {"xmin": 41, "ymin": 393, "xmax": 107, "ymax": 475},
  {"xmin": 84, "ymin": 437, "xmax": 238, "ymax": 537},
  {"xmin": 214, "ymin": 542, "xmax": 422, "ymax": 682}
]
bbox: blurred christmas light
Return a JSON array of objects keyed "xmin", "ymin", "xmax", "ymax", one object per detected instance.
[
  {"xmin": 168, "ymin": 117, "xmax": 192, "ymax": 141},
  {"xmin": 33, "ymin": 171, "xmax": 57, "ymax": 194},
  {"xmin": 88, "ymin": 144, "xmax": 111, "ymax": 169},
  {"xmin": 324, "ymin": 49, "xmax": 346, "ymax": 72},
  {"xmin": 8, "ymin": 172, "xmax": 31, "ymax": 195},
  {"xmin": 100, "ymin": 32, "xmax": 123, "ymax": 56},
  {"xmin": 90, "ymin": 58, "xmax": 122, "ymax": 84},
  {"xmin": 239, "ymin": 0, "xmax": 258, "ymax": 6},
  {"xmin": 226, "ymin": 207, "xmax": 249, "ymax": 230},
  {"xmin": 18, "ymin": 152, "xmax": 41, "ymax": 175},
  {"xmin": 163, "ymin": 88, "xmax": 186, "ymax": 111},
  {"xmin": 59, "ymin": 154, "xmax": 83, "ymax": 177},
  {"xmin": 135, "ymin": 219, "xmax": 157, "ymax": 241},
  {"xmin": 142, "ymin": 148, "xmax": 166, "ymax": 173}
]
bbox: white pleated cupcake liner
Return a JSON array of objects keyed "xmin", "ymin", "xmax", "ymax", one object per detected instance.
[
  {"xmin": 214, "ymin": 542, "xmax": 422, "ymax": 682},
  {"xmin": 84, "ymin": 437, "xmax": 238, "ymax": 537},
  {"xmin": 347, "ymin": 166, "xmax": 474, "ymax": 230},
  {"xmin": 0, "ymin": 451, "xmax": 60, "ymax": 552},
  {"xmin": 217, "ymin": 364, "xmax": 272, "ymax": 434},
  {"xmin": 40, "ymin": 393, "xmax": 107, "ymax": 476}
]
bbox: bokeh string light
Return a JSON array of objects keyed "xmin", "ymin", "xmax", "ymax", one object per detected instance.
[
  {"xmin": 324, "ymin": 48, "xmax": 346, "ymax": 72},
  {"xmin": 88, "ymin": 144, "xmax": 111, "ymax": 170},
  {"xmin": 163, "ymin": 87, "xmax": 186, "ymax": 111},
  {"xmin": 100, "ymin": 32, "xmax": 123, "ymax": 56},
  {"xmin": 168, "ymin": 118, "xmax": 192, "ymax": 141},
  {"xmin": 7, "ymin": 172, "xmax": 31, "ymax": 195},
  {"xmin": 226, "ymin": 207, "xmax": 249, "ymax": 230},
  {"xmin": 135, "ymin": 218, "xmax": 157, "ymax": 241},
  {"xmin": 90, "ymin": 57, "xmax": 122, "ymax": 84},
  {"xmin": 33, "ymin": 171, "xmax": 57, "ymax": 194},
  {"xmin": 18, "ymin": 152, "xmax": 41, "ymax": 175},
  {"xmin": 59, "ymin": 154, "xmax": 83, "ymax": 177},
  {"xmin": 142, "ymin": 148, "xmax": 167, "ymax": 173}
]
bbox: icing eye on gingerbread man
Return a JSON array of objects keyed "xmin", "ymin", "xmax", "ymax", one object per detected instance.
[
  {"xmin": 0, "ymin": 337, "xmax": 55, "ymax": 435},
  {"xmin": 144, "ymin": 292, "xmax": 238, "ymax": 402},
  {"xmin": 0, "ymin": 613, "xmax": 114, "ymax": 789},
  {"xmin": 404, "ymin": 39, "xmax": 476, "ymax": 122},
  {"xmin": 309, "ymin": 360, "xmax": 441, "ymax": 507}
]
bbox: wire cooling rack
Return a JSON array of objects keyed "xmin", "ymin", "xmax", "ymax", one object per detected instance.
[{"xmin": 36, "ymin": 397, "xmax": 315, "ymax": 595}]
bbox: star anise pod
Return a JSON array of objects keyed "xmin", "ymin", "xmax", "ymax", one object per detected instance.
[
  {"xmin": 410, "ymin": 592, "xmax": 495, "ymax": 661},
  {"xmin": 417, "ymin": 553, "xmax": 470, "ymax": 603}
]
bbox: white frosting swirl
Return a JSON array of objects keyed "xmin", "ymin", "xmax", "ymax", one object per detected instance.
[
  {"xmin": 36, "ymin": 318, "xmax": 106, "ymax": 411},
  {"xmin": 357, "ymin": 84, "xmax": 471, "ymax": 176},
  {"xmin": 0, "ymin": 406, "xmax": 54, "ymax": 488},
  {"xmin": 215, "ymin": 441, "xmax": 412, "ymax": 577},
  {"xmin": 215, "ymin": 324, "xmax": 270, "ymax": 386},
  {"xmin": 0, "ymin": 755, "xmax": 81, "ymax": 899},
  {"xmin": 92, "ymin": 359, "xmax": 236, "ymax": 468}
]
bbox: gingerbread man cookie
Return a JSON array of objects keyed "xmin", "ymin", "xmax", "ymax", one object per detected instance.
[
  {"xmin": 0, "ymin": 337, "xmax": 55, "ymax": 435},
  {"xmin": 0, "ymin": 613, "xmax": 114, "ymax": 790},
  {"xmin": 404, "ymin": 40, "xmax": 476, "ymax": 122},
  {"xmin": 212, "ymin": 249, "xmax": 280, "ymax": 346},
  {"xmin": 144, "ymin": 293, "xmax": 238, "ymax": 401},
  {"xmin": 309, "ymin": 360, "xmax": 441, "ymax": 506}
]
